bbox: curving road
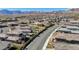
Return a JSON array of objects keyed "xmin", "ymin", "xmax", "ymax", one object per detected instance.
[{"xmin": 25, "ymin": 25, "xmax": 59, "ymax": 50}]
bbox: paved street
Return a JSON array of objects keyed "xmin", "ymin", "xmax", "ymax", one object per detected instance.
[{"xmin": 26, "ymin": 25, "xmax": 58, "ymax": 50}]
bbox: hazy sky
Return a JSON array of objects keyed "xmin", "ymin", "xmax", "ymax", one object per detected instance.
[{"xmin": 0, "ymin": 8, "xmax": 68, "ymax": 12}]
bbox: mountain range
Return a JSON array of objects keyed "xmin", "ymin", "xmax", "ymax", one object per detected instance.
[
  {"xmin": 0, "ymin": 9, "xmax": 36, "ymax": 14},
  {"xmin": 0, "ymin": 9, "xmax": 67, "ymax": 14},
  {"xmin": 0, "ymin": 8, "xmax": 78, "ymax": 14}
]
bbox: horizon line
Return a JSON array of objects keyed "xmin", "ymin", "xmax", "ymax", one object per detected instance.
[{"xmin": 0, "ymin": 8, "xmax": 69, "ymax": 12}]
